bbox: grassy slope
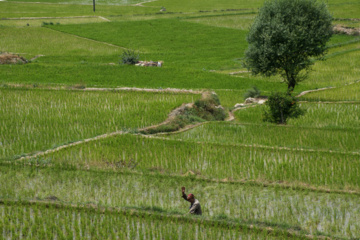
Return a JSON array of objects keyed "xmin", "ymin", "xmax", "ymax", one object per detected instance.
[
  {"xmin": 0, "ymin": 20, "xmax": 285, "ymax": 94},
  {"xmin": 46, "ymin": 19, "xmax": 247, "ymax": 69},
  {"xmin": 2, "ymin": 19, "xmax": 358, "ymax": 95}
]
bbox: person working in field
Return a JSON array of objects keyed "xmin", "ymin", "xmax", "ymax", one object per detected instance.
[{"xmin": 181, "ymin": 186, "xmax": 202, "ymax": 215}]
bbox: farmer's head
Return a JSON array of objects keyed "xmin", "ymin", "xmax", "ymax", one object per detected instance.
[{"xmin": 187, "ymin": 193, "xmax": 195, "ymax": 202}]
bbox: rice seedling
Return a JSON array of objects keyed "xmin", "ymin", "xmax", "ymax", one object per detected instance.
[
  {"xmin": 1, "ymin": 164, "xmax": 360, "ymax": 238},
  {"xmin": 300, "ymin": 82, "xmax": 360, "ymax": 102},
  {"xmin": 35, "ymin": 133, "xmax": 360, "ymax": 190},
  {"xmin": 0, "ymin": 88, "xmax": 196, "ymax": 159},
  {"xmin": 167, "ymin": 122, "xmax": 360, "ymax": 153},
  {"xmin": 0, "ymin": 202, "xmax": 291, "ymax": 239},
  {"xmin": 1, "ymin": 0, "xmax": 360, "ymax": 238},
  {"xmin": 234, "ymin": 102, "xmax": 360, "ymax": 129}
]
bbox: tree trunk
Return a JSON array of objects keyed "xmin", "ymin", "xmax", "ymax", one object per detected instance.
[
  {"xmin": 285, "ymin": 70, "xmax": 296, "ymax": 94},
  {"xmin": 287, "ymin": 75, "xmax": 296, "ymax": 94}
]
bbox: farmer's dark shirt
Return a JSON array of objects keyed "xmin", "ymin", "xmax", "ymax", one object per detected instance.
[{"xmin": 182, "ymin": 193, "xmax": 202, "ymax": 215}]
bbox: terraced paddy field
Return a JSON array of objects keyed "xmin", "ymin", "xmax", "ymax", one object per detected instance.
[{"xmin": 1, "ymin": 0, "xmax": 360, "ymax": 238}]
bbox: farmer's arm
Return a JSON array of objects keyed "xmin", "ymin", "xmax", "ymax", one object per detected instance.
[
  {"xmin": 182, "ymin": 192, "xmax": 188, "ymax": 201},
  {"xmin": 181, "ymin": 186, "xmax": 188, "ymax": 201}
]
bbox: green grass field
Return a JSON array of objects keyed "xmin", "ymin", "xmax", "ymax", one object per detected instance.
[{"xmin": 1, "ymin": 0, "xmax": 360, "ymax": 238}]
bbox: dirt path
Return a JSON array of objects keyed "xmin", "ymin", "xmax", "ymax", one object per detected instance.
[
  {"xmin": 296, "ymin": 79, "xmax": 360, "ymax": 98},
  {"xmin": 226, "ymin": 104, "xmax": 261, "ymax": 121},
  {"xmin": 16, "ymin": 131, "xmax": 125, "ymax": 161},
  {"xmin": 98, "ymin": 16, "xmax": 110, "ymax": 22},
  {"xmin": 3, "ymin": 83, "xmax": 203, "ymax": 94},
  {"xmin": 296, "ymin": 87, "xmax": 335, "ymax": 97},
  {"xmin": 226, "ymin": 111, "xmax": 235, "ymax": 121},
  {"xmin": 134, "ymin": 0, "xmax": 159, "ymax": 7},
  {"xmin": 232, "ymin": 104, "xmax": 260, "ymax": 113},
  {"xmin": 2, "ymin": 16, "xmax": 99, "ymax": 20},
  {"xmin": 84, "ymin": 87, "xmax": 203, "ymax": 94}
]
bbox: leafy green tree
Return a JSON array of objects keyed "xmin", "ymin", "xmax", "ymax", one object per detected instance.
[{"xmin": 244, "ymin": 0, "xmax": 333, "ymax": 91}]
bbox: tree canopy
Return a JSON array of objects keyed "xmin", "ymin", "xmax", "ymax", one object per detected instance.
[{"xmin": 244, "ymin": 0, "xmax": 333, "ymax": 91}]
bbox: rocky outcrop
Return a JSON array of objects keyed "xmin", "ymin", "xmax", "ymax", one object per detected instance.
[
  {"xmin": 135, "ymin": 61, "xmax": 163, "ymax": 67},
  {"xmin": 333, "ymin": 25, "xmax": 360, "ymax": 36}
]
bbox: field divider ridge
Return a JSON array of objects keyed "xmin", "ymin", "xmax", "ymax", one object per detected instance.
[
  {"xmin": 134, "ymin": 0, "xmax": 159, "ymax": 7},
  {"xmin": 297, "ymin": 79, "xmax": 360, "ymax": 98},
  {"xmin": 1, "ymin": 16, "xmax": 100, "ymax": 20},
  {"xmin": 2, "ymin": 83, "xmax": 204, "ymax": 94},
  {"xmin": 44, "ymin": 27, "xmax": 130, "ymax": 49},
  {"xmin": 15, "ymin": 131, "xmax": 125, "ymax": 162},
  {"xmin": 98, "ymin": 16, "xmax": 111, "ymax": 22}
]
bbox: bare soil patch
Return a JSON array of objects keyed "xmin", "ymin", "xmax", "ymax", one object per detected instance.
[{"xmin": 0, "ymin": 53, "xmax": 28, "ymax": 64}]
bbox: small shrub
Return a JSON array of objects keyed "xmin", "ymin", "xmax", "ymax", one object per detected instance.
[
  {"xmin": 140, "ymin": 92, "xmax": 227, "ymax": 134},
  {"xmin": 194, "ymin": 92, "xmax": 227, "ymax": 121},
  {"xmin": 72, "ymin": 84, "xmax": 86, "ymax": 89},
  {"xmin": 194, "ymin": 92, "xmax": 221, "ymax": 109},
  {"xmin": 120, "ymin": 49, "xmax": 139, "ymax": 65},
  {"xmin": 262, "ymin": 92, "xmax": 305, "ymax": 124},
  {"xmin": 212, "ymin": 106, "xmax": 227, "ymax": 121},
  {"xmin": 42, "ymin": 22, "xmax": 54, "ymax": 26},
  {"xmin": 244, "ymin": 86, "xmax": 261, "ymax": 99}
]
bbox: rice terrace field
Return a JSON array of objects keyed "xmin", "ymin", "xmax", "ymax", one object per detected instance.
[{"xmin": 1, "ymin": 0, "xmax": 360, "ymax": 238}]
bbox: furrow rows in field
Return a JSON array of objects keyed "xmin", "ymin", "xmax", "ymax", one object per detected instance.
[
  {"xmin": 15, "ymin": 131, "xmax": 125, "ymax": 161},
  {"xmin": 1, "ymin": 164, "xmax": 359, "ymax": 238},
  {"xmin": 13, "ymin": 131, "xmax": 360, "ymax": 194},
  {"xmin": 0, "ymin": 199, "xmax": 331, "ymax": 240},
  {"xmin": 155, "ymin": 130, "xmax": 360, "ymax": 156},
  {"xmin": 0, "ymin": 88, "xmax": 198, "ymax": 159}
]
